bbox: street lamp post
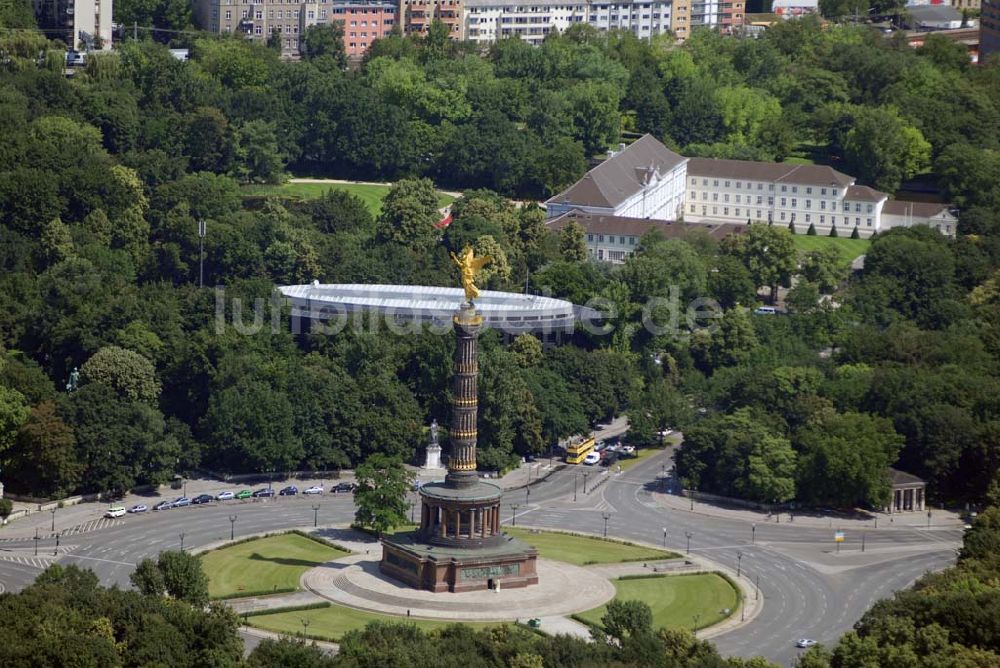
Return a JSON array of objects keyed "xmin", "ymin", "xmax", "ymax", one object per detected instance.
[
  {"xmin": 573, "ymin": 475, "xmax": 578, "ymax": 502},
  {"xmin": 583, "ymin": 472, "xmax": 589, "ymax": 494},
  {"xmin": 692, "ymin": 613, "xmax": 701, "ymax": 630},
  {"xmin": 182, "ymin": 478, "xmax": 187, "ymax": 498},
  {"xmin": 661, "ymin": 463, "xmax": 666, "ymax": 492},
  {"xmin": 752, "ymin": 523, "xmax": 756, "ymax": 544},
  {"xmin": 409, "ymin": 501, "xmax": 415, "ymax": 524},
  {"xmin": 927, "ymin": 510, "xmax": 932, "ymax": 528},
  {"xmin": 54, "ymin": 532, "xmax": 60, "ymax": 557},
  {"xmin": 662, "ymin": 527, "xmax": 667, "ymax": 547},
  {"xmin": 755, "ymin": 573, "xmax": 760, "ymax": 600},
  {"xmin": 229, "ymin": 514, "xmax": 238, "ymax": 541},
  {"xmin": 602, "ymin": 512, "xmax": 611, "ymax": 538},
  {"xmin": 741, "ymin": 594, "xmax": 746, "ymax": 621},
  {"xmin": 198, "ymin": 219, "xmax": 207, "ymax": 288},
  {"xmin": 685, "ymin": 530, "xmax": 693, "ymax": 554},
  {"xmin": 690, "ymin": 491, "xmax": 694, "ymax": 511},
  {"xmin": 312, "ymin": 504, "xmax": 321, "ymax": 528},
  {"xmin": 862, "ymin": 532, "xmax": 866, "ymax": 553},
  {"xmin": 526, "ymin": 486, "xmax": 530, "ymax": 504},
  {"xmin": 301, "ymin": 619, "xmax": 310, "ymax": 637},
  {"xmin": 736, "ymin": 551, "xmax": 743, "ymax": 578},
  {"xmin": 179, "ymin": 532, "xmax": 185, "ymax": 551},
  {"xmin": 33, "ymin": 528, "xmax": 39, "ymax": 556},
  {"xmin": 510, "ymin": 504, "xmax": 519, "ymax": 527},
  {"xmin": 50, "ymin": 507, "xmax": 56, "ymax": 532}
]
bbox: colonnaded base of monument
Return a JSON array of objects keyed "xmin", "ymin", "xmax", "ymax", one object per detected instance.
[{"xmin": 380, "ymin": 532, "xmax": 539, "ymax": 593}]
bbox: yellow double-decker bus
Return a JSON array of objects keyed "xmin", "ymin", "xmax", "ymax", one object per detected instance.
[{"xmin": 565, "ymin": 436, "xmax": 596, "ymax": 464}]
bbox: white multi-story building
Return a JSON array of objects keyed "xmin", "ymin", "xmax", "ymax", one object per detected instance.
[
  {"xmin": 547, "ymin": 135, "xmax": 957, "ymax": 244},
  {"xmin": 32, "ymin": 0, "xmax": 113, "ymax": 51},
  {"xmin": 465, "ymin": 0, "xmax": 586, "ymax": 43},
  {"xmin": 545, "ymin": 135, "xmax": 688, "ymax": 221},
  {"xmin": 464, "ymin": 0, "xmax": 671, "ymax": 43}
]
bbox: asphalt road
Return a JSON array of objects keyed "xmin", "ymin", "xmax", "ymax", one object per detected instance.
[{"xmin": 0, "ymin": 446, "xmax": 960, "ymax": 667}]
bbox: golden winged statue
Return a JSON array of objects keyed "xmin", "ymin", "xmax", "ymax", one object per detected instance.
[{"xmin": 450, "ymin": 246, "xmax": 492, "ymax": 302}]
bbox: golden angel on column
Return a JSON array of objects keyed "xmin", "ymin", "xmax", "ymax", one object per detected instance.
[{"xmin": 450, "ymin": 246, "xmax": 492, "ymax": 302}]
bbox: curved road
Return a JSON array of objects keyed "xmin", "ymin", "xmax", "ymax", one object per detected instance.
[{"xmin": 0, "ymin": 448, "xmax": 959, "ymax": 667}]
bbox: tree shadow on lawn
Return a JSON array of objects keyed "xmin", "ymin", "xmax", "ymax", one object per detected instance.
[{"xmin": 247, "ymin": 552, "xmax": 327, "ymax": 568}]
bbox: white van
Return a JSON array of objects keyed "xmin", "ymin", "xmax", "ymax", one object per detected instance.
[
  {"xmin": 753, "ymin": 306, "xmax": 777, "ymax": 315},
  {"xmin": 104, "ymin": 506, "xmax": 126, "ymax": 518}
]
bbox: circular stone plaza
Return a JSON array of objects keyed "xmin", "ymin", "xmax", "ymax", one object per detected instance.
[{"xmin": 278, "ymin": 283, "xmax": 596, "ymax": 336}]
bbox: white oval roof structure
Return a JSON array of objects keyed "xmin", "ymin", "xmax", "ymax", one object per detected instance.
[{"xmin": 279, "ymin": 283, "xmax": 588, "ymax": 334}]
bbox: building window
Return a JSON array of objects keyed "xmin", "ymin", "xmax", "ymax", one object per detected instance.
[
  {"xmin": 758, "ymin": 183, "xmax": 763, "ymax": 190},
  {"xmin": 867, "ymin": 204, "xmax": 873, "ymax": 213},
  {"xmin": 587, "ymin": 234, "xmax": 594, "ymax": 242},
  {"xmin": 756, "ymin": 196, "xmax": 762, "ymax": 205},
  {"xmin": 855, "ymin": 203, "xmax": 861, "ymax": 213},
  {"xmin": 225, "ymin": 10, "xmax": 231, "ymax": 18},
  {"xmin": 702, "ymin": 206, "xmax": 707, "ymax": 215},
  {"xmin": 713, "ymin": 180, "xmax": 719, "ymax": 187},
  {"xmin": 724, "ymin": 194, "xmax": 730, "ymax": 203},
  {"xmin": 843, "ymin": 202, "xmax": 850, "ymax": 212},
  {"xmin": 820, "ymin": 215, "xmax": 825, "ymax": 224},
  {"xmin": 780, "ymin": 212, "xmax": 786, "ymax": 221},
  {"xmin": 805, "ymin": 200, "xmax": 811, "ymax": 209},
  {"xmin": 806, "ymin": 187, "xmax": 813, "ymax": 194},
  {"xmin": 821, "ymin": 188, "xmax": 827, "ymax": 196},
  {"xmin": 701, "ymin": 192, "xmax": 707, "ymax": 201},
  {"xmin": 598, "ymin": 234, "xmax": 604, "ymax": 242},
  {"xmin": 713, "ymin": 193, "xmax": 718, "ymax": 202},
  {"xmin": 713, "ymin": 206, "xmax": 718, "ymax": 215},
  {"xmin": 832, "ymin": 189, "xmax": 839, "ymax": 196},
  {"xmin": 805, "ymin": 214, "xmax": 811, "ymax": 223},
  {"xmin": 792, "ymin": 186, "xmax": 798, "ymax": 194},
  {"xmin": 791, "ymin": 213, "xmax": 796, "ymax": 222},
  {"xmin": 791, "ymin": 199, "xmax": 797, "ymax": 208},
  {"xmin": 724, "ymin": 207, "xmax": 730, "ymax": 215},
  {"xmin": 867, "ymin": 218, "xmax": 872, "ymax": 227},
  {"xmin": 690, "ymin": 204, "xmax": 696, "ymax": 213},
  {"xmin": 629, "ymin": 237, "xmax": 636, "ymax": 245},
  {"xmin": 756, "ymin": 210, "xmax": 762, "ymax": 218},
  {"xmin": 856, "ymin": 217, "xmax": 861, "ymax": 226},
  {"xmin": 702, "ymin": 179, "xmax": 708, "ymax": 186},
  {"xmin": 781, "ymin": 198, "xmax": 786, "ymax": 207},
  {"xmin": 736, "ymin": 181, "xmax": 741, "ymax": 189},
  {"xmin": 781, "ymin": 185, "xmax": 787, "ymax": 193},
  {"xmin": 691, "ymin": 177, "xmax": 697, "ymax": 185},
  {"xmin": 820, "ymin": 201, "xmax": 826, "ymax": 210},
  {"xmin": 735, "ymin": 208, "xmax": 740, "ymax": 217}
]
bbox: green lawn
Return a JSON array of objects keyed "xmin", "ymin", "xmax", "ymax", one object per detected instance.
[
  {"xmin": 792, "ymin": 235, "xmax": 870, "ymax": 268},
  {"xmin": 200, "ymin": 533, "xmax": 348, "ymax": 599},
  {"xmin": 505, "ymin": 528, "xmax": 678, "ymax": 565},
  {"xmin": 576, "ymin": 573, "xmax": 739, "ymax": 631},
  {"xmin": 248, "ymin": 603, "xmax": 500, "ymax": 641},
  {"xmin": 240, "ymin": 181, "xmax": 456, "ymax": 216},
  {"xmin": 617, "ymin": 446, "xmax": 666, "ymax": 472}
]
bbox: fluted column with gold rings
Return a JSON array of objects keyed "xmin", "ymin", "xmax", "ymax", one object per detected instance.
[{"xmin": 446, "ymin": 302, "xmax": 483, "ymax": 488}]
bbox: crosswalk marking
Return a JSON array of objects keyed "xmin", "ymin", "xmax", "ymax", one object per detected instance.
[{"xmin": 0, "ymin": 554, "xmax": 55, "ymax": 569}]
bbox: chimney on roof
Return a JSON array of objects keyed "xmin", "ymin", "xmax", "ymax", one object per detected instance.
[
  {"xmin": 607, "ymin": 149, "xmax": 615, "ymax": 159},
  {"xmin": 619, "ymin": 143, "xmax": 626, "ymax": 153}
]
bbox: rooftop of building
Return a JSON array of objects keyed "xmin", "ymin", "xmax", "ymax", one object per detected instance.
[
  {"xmin": 546, "ymin": 210, "xmax": 746, "ymax": 241},
  {"xmin": 889, "ymin": 467, "xmax": 926, "ymax": 487},
  {"xmin": 906, "ymin": 4, "xmax": 962, "ymax": 21},
  {"xmin": 686, "ymin": 157, "xmax": 855, "ymax": 188},
  {"xmin": 845, "ymin": 184, "xmax": 888, "ymax": 202},
  {"xmin": 545, "ymin": 134, "xmax": 688, "ymax": 210},
  {"xmin": 882, "ymin": 200, "xmax": 955, "ymax": 218}
]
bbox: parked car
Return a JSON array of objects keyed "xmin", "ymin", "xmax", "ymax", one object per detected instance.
[
  {"xmin": 303, "ymin": 485, "xmax": 323, "ymax": 495},
  {"xmin": 253, "ymin": 488, "xmax": 275, "ymax": 498},
  {"xmin": 594, "ymin": 440, "xmax": 607, "ymax": 452},
  {"xmin": 279, "ymin": 485, "xmax": 298, "ymax": 496},
  {"xmin": 104, "ymin": 506, "xmax": 127, "ymax": 518},
  {"xmin": 601, "ymin": 452, "xmax": 619, "ymax": 467},
  {"xmin": 754, "ymin": 306, "xmax": 778, "ymax": 315},
  {"xmin": 191, "ymin": 494, "xmax": 214, "ymax": 505},
  {"xmin": 153, "ymin": 500, "xmax": 173, "ymax": 511},
  {"xmin": 620, "ymin": 445, "xmax": 636, "ymax": 455},
  {"xmin": 65, "ymin": 51, "xmax": 86, "ymax": 67},
  {"xmin": 583, "ymin": 451, "xmax": 601, "ymax": 465},
  {"xmin": 658, "ymin": 429, "xmax": 675, "ymax": 438},
  {"xmin": 236, "ymin": 489, "xmax": 253, "ymax": 499},
  {"xmin": 796, "ymin": 639, "xmax": 817, "ymax": 649},
  {"xmin": 172, "ymin": 497, "xmax": 191, "ymax": 507},
  {"xmin": 127, "ymin": 504, "xmax": 148, "ymax": 514},
  {"xmin": 216, "ymin": 491, "xmax": 235, "ymax": 501},
  {"xmin": 334, "ymin": 482, "xmax": 356, "ymax": 493}
]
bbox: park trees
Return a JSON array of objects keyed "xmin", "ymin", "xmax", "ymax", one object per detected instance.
[
  {"xmin": 7, "ymin": 401, "xmax": 81, "ymax": 497},
  {"xmin": 841, "ymin": 106, "xmax": 931, "ymax": 193},
  {"xmin": 721, "ymin": 225, "xmax": 797, "ymax": 303},
  {"xmin": 353, "ymin": 454, "xmax": 413, "ymax": 536},
  {"xmin": 79, "ymin": 346, "xmax": 161, "ymax": 405},
  {"xmin": 676, "ymin": 408, "xmax": 796, "ymax": 503},
  {"xmin": 131, "ymin": 550, "xmax": 210, "ymax": 607},
  {"xmin": 375, "ymin": 178, "xmax": 442, "ymax": 252},
  {"xmin": 795, "ymin": 412, "xmax": 902, "ymax": 508}
]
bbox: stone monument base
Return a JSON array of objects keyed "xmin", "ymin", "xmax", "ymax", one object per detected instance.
[{"xmin": 381, "ymin": 531, "xmax": 538, "ymax": 593}]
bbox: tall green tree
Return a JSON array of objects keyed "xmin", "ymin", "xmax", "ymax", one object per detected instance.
[{"xmin": 353, "ymin": 453, "xmax": 413, "ymax": 535}]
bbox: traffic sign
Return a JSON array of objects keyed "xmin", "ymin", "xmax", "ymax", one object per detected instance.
[{"xmin": 834, "ymin": 531, "xmax": 845, "ymax": 543}]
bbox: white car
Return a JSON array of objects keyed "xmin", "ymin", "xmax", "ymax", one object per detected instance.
[
  {"xmin": 583, "ymin": 452, "xmax": 601, "ymax": 465},
  {"xmin": 620, "ymin": 445, "xmax": 636, "ymax": 455},
  {"xmin": 127, "ymin": 504, "xmax": 148, "ymax": 514},
  {"xmin": 104, "ymin": 507, "xmax": 127, "ymax": 518},
  {"xmin": 658, "ymin": 429, "xmax": 675, "ymax": 438},
  {"xmin": 796, "ymin": 639, "xmax": 817, "ymax": 648},
  {"xmin": 303, "ymin": 485, "xmax": 324, "ymax": 495},
  {"xmin": 216, "ymin": 491, "xmax": 235, "ymax": 501}
]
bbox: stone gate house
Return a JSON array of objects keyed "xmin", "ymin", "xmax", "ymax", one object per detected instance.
[{"xmin": 886, "ymin": 468, "xmax": 927, "ymax": 513}]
